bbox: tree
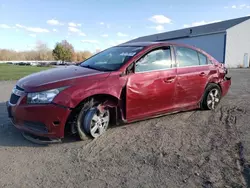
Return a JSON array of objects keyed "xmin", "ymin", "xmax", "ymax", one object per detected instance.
[
  {"xmin": 0, "ymin": 40, "xmax": 94, "ymax": 61},
  {"xmin": 52, "ymin": 40, "xmax": 74, "ymax": 62},
  {"xmin": 76, "ymin": 51, "xmax": 92, "ymax": 62},
  {"xmin": 71, "ymin": 52, "xmax": 77, "ymax": 62},
  {"xmin": 35, "ymin": 40, "xmax": 52, "ymax": 60}
]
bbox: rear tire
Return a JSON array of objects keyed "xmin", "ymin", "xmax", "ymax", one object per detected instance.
[{"xmin": 201, "ymin": 83, "xmax": 221, "ymax": 110}]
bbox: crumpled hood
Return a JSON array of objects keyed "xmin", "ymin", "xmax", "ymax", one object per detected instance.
[{"xmin": 17, "ymin": 65, "xmax": 110, "ymax": 92}]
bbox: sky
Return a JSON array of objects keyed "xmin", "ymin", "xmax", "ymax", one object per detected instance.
[{"xmin": 0, "ymin": 0, "xmax": 250, "ymax": 52}]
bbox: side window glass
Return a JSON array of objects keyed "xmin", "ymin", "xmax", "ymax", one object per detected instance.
[
  {"xmin": 209, "ymin": 59, "xmax": 213, "ymax": 64},
  {"xmin": 135, "ymin": 48, "xmax": 172, "ymax": 72},
  {"xmin": 198, "ymin": 52, "xmax": 207, "ymax": 65},
  {"xmin": 176, "ymin": 47, "xmax": 199, "ymax": 67}
]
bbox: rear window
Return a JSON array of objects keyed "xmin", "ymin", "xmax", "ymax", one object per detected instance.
[
  {"xmin": 176, "ymin": 47, "xmax": 199, "ymax": 67},
  {"xmin": 198, "ymin": 52, "xmax": 207, "ymax": 65}
]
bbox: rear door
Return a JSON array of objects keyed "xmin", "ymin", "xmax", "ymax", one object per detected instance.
[
  {"xmin": 126, "ymin": 46, "xmax": 177, "ymax": 121},
  {"xmin": 174, "ymin": 46, "xmax": 209, "ymax": 107}
]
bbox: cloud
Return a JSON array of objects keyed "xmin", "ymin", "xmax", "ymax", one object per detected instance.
[
  {"xmin": 16, "ymin": 24, "xmax": 49, "ymax": 33},
  {"xmin": 68, "ymin": 22, "xmax": 77, "ymax": 27},
  {"xmin": 183, "ymin": 20, "xmax": 221, "ymax": 28},
  {"xmin": 101, "ymin": 34, "xmax": 109, "ymax": 37},
  {"xmin": 47, "ymin": 19, "xmax": 63, "ymax": 26},
  {"xmin": 117, "ymin": 32, "xmax": 128, "ymax": 37},
  {"xmin": 29, "ymin": 34, "xmax": 36, "ymax": 38},
  {"xmin": 117, "ymin": 40, "xmax": 127, "ymax": 44},
  {"xmin": 99, "ymin": 22, "xmax": 111, "ymax": 28},
  {"xmin": 15, "ymin": 24, "xmax": 22, "ymax": 28},
  {"xmin": 81, "ymin": 40, "xmax": 99, "ymax": 44},
  {"xmin": 108, "ymin": 40, "xmax": 128, "ymax": 47},
  {"xmin": 149, "ymin": 15, "xmax": 172, "ymax": 24},
  {"xmin": 227, "ymin": 4, "xmax": 250, "ymax": 9},
  {"xmin": 0, "ymin": 24, "xmax": 11, "ymax": 29},
  {"xmin": 130, "ymin": 36, "xmax": 137, "ymax": 40},
  {"xmin": 79, "ymin": 32, "xmax": 86, "ymax": 36},
  {"xmin": 68, "ymin": 26, "xmax": 86, "ymax": 36},
  {"xmin": 68, "ymin": 22, "xmax": 81, "ymax": 27},
  {"xmin": 53, "ymin": 28, "xmax": 57, "ymax": 32},
  {"xmin": 149, "ymin": 25, "xmax": 165, "ymax": 32},
  {"xmin": 68, "ymin": 27, "xmax": 80, "ymax": 32}
]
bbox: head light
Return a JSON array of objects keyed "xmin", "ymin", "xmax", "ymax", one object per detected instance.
[{"xmin": 27, "ymin": 87, "xmax": 66, "ymax": 104}]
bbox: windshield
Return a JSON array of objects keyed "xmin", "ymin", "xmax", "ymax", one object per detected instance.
[{"xmin": 80, "ymin": 46, "xmax": 144, "ymax": 71}]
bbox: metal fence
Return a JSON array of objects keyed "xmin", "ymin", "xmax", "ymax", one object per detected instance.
[{"xmin": 0, "ymin": 61, "xmax": 75, "ymax": 66}]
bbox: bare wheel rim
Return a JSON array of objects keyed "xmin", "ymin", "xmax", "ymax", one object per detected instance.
[
  {"xmin": 207, "ymin": 88, "xmax": 220, "ymax": 110},
  {"xmin": 90, "ymin": 109, "xmax": 110, "ymax": 138}
]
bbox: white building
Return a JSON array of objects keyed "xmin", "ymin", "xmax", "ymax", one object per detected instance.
[{"xmin": 127, "ymin": 16, "xmax": 250, "ymax": 68}]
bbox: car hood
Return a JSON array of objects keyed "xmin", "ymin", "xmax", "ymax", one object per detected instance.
[{"xmin": 17, "ymin": 65, "xmax": 110, "ymax": 92}]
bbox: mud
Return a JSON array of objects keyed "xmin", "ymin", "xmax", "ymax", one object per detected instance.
[{"xmin": 0, "ymin": 69, "xmax": 250, "ymax": 188}]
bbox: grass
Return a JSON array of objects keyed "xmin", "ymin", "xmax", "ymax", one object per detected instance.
[{"xmin": 0, "ymin": 64, "xmax": 52, "ymax": 81}]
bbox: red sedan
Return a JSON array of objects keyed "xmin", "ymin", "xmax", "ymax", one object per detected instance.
[{"xmin": 6, "ymin": 42, "xmax": 231, "ymax": 144}]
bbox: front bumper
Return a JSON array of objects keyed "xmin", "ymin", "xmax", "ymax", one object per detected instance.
[{"xmin": 6, "ymin": 101, "xmax": 71, "ymax": 140}]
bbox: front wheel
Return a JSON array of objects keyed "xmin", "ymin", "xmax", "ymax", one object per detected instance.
[
  {"xmin": 201, "ymin": 83, "xmax": 221, "ymax": 110},
  {"xmin": 76, "ymin": 100, "xmax": 110, "ymax": 140},
  {"xmin": 83, "ymin": 107, "xmax": 110, "ymax": 138}
]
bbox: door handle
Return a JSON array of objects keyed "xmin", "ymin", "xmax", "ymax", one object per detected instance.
[
  {"xmin": 163, "ymin": 76, "xmax": 176, "ymax": 83},
  {"xmin": 199, "ymin": 72, "xmax": 206, "ymax": 76}
]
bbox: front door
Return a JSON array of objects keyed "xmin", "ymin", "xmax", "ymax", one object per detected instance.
[{"xmin": 126, "ymin": 46, "xmax": 177, "ymax": 121}]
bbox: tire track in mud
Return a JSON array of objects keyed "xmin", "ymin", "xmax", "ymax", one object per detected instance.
[
  {"xmin": 179, "ymin": 105, "xmax": 249, "ymax": 187},
  {"xmin": 219, "ymin": 105, "xmax": 250, "ymax": 187}
]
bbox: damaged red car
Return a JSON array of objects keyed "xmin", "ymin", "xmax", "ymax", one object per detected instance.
[{"xmin": 6, "ymin": 42, "xmax": 231, "ymax": 144}]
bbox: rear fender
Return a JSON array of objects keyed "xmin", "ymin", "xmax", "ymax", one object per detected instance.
[{"xmin": 219, "ymin": 76, "xmax": 231, "ymax": 97}]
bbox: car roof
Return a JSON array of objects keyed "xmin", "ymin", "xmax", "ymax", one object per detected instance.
[
  {"xmin": 118, "ymin": 41, "xmax": 162, "ymax": 47},
  {"xmin": 118, "ymin": 42, "xmax": 166, "ymax": 47},
  {"xmin": 118, "ymin": 41, "xmax": 199, "ymax": 51},
  {"xmin": 117, "ymin": 41, "xmax": 211, "ymax": 58}
]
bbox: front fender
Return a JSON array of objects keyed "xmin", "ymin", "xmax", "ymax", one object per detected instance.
[
  {"xmin": 54, "ymin": 71, "xmax": 128, "ymax": 108},
  {"xmin": 53, "ymin": 82, "xmax": 124, "ymax": 109}
]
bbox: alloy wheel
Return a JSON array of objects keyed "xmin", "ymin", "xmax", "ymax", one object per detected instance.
[
  {"xmin": 89, "ymin": 108, "xmax": 110, "ymax": 138},
  {"xmin": 207, "ymin": 88, "xmax": 220, "ymax": 110}
]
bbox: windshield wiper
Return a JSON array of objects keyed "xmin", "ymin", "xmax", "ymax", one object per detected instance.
[
  {"xmin": 97, "ymin": 66, "xmax": 114, "ymax": 71},
  {"xmin": 81, "ymin": 64, "xmax": 114, "ymax": 72}
]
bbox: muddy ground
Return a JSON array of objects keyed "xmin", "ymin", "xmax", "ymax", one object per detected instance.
[{"xmin": 0, "ymin": 69, "xmax": 250, "ymax": 188}]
